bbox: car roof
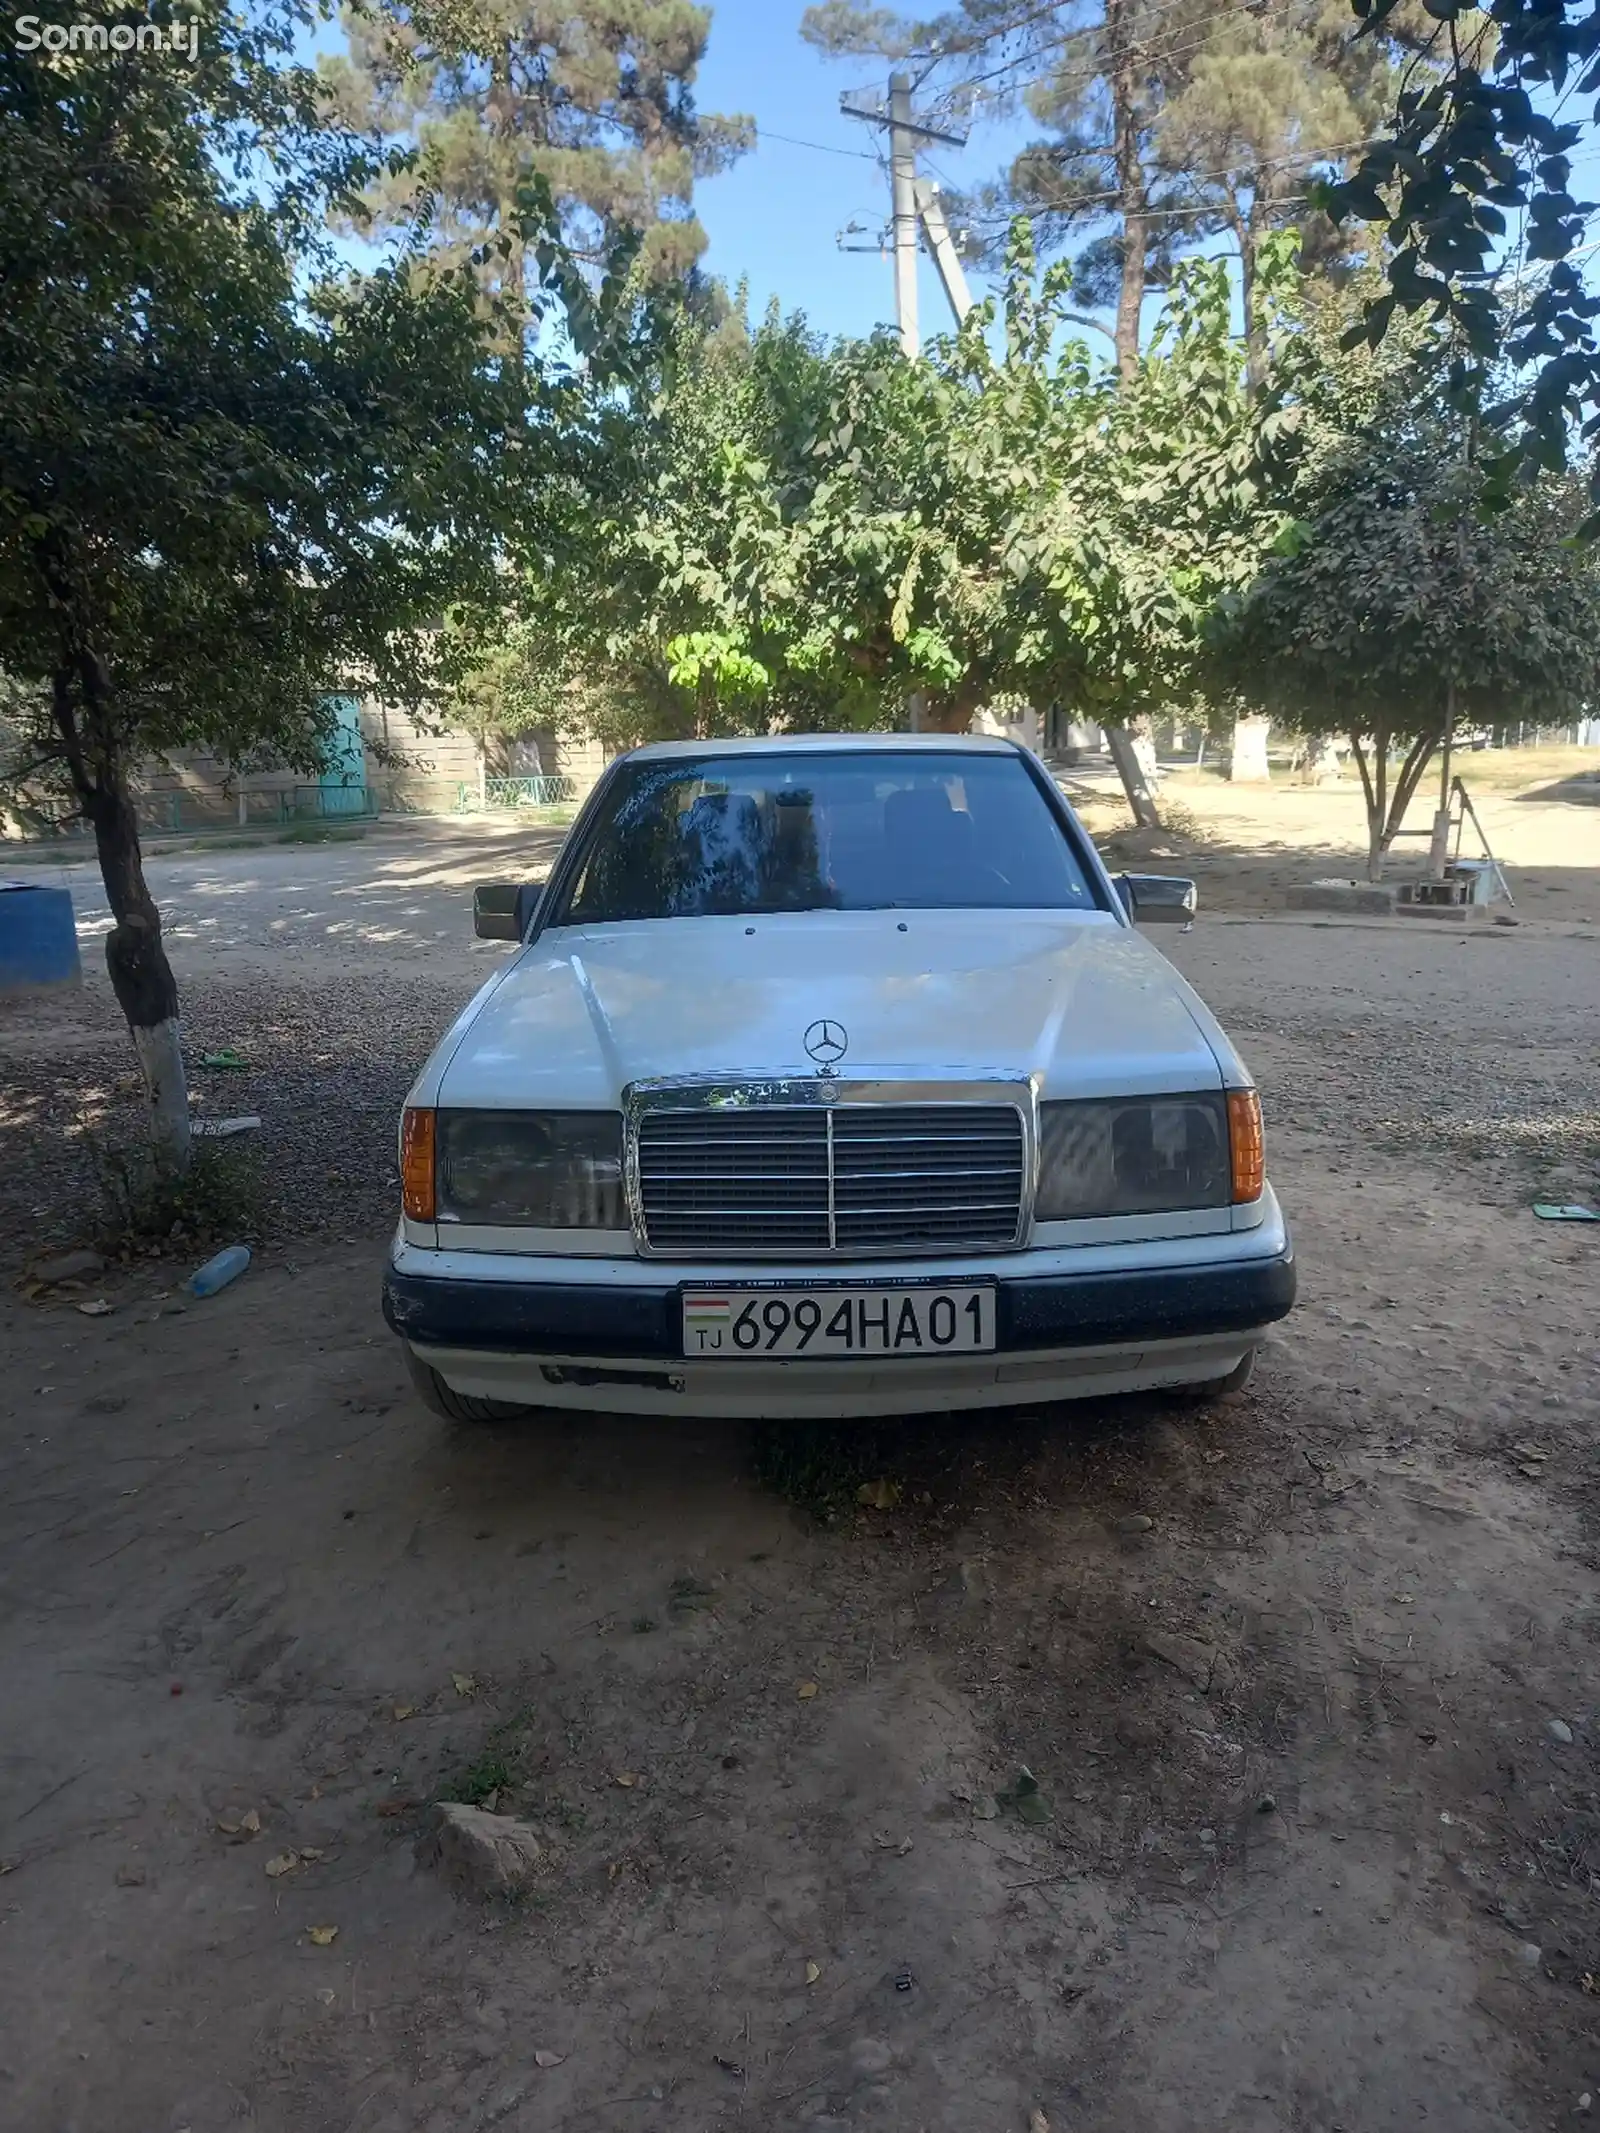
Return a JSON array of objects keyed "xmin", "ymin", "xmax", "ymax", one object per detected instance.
[{"xmin": 621, "ymin": 733, "xmax": 1026, "ymax": 762}]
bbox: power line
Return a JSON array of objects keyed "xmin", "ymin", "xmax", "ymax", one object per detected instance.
[
  {"xmin": 756, "ymin": 127, "xmax": 878, "ymax": 161},
  {"xmin": 950, "ymin": 0, "xmax": 1322, "ymax": 100}
]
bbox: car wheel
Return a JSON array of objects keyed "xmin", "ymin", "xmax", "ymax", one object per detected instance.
[
  {"xmin": 1167, "ymin": 1348, "xmax": 1257, "ymax": 1405},
  {"xmin": 403, "ymin": 1345, "xmax": 532, "ymax": 1425}
]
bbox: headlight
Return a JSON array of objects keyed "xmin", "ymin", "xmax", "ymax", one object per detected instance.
[
  {"xmin": 437, "ymin": 1111, "xmax": 625, "ymax": 1228},
  {"xmin": 1036, "ymin": 1093, "xmax": 1231, "ymax": 1219}
]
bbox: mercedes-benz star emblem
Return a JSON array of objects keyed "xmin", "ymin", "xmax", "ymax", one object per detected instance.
[{"xmin": 804, "ymin": 1018, "xmax": 849, "ymax": 1073}]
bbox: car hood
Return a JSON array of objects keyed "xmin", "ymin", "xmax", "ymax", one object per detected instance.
[{"xmin": 423, "ymin": 910, "xmax": 1230, "ymax": 1110}]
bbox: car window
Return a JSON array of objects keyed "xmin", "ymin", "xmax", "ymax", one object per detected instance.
[{"xmin": 557, "ymin": 752, "xmax": 1102, "ymax": 924}]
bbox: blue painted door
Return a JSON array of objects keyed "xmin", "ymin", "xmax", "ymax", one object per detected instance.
[{"xmin": 318, "ymin": 695, "xmax": 366, "ymax": 815}]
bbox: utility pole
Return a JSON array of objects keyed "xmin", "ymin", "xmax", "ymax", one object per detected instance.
[
  {"xmin": 841, "ymin": 76, "xmax": 969, "ymax": 354},
  {"xmin": 889, "ymin": 73, "xmax": 918, "ymax": 358},
  {"xmin": 914, "ymin": 177, "xmax": 973, "ymax": 323}
]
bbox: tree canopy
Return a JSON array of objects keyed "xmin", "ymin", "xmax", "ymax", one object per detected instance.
[
  {"xmin": 322, "ymin": 0, "xmax": 754, "ymax": 289},
  {"xmin": 479, "ymin": 224, "xmax": 1300, "ymax": 754},
  {"xmin": 1214, "ymin": 283, "xmax": 1600, "ymax": 873},
  {"xmin": 0, "ymin": 0, "xmax": 619, "ymax": 1162},
  {"xmin": 802, "ymin": 0, "xmax": 1434, "ymax": 379}
]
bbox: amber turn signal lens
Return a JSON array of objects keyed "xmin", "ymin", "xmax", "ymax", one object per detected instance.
[
  {"xmin": 1227, "ymin": 1087, "xmax": 1264, "ymax": 1204},
  {"xmin": 401, "ymin": 1107, "xmax": 437, "ymax": 1221}
]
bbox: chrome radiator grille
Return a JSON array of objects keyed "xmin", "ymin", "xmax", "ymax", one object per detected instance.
[{"xmin": 634, "ymin": 1101, "xmax": 1027, "ymax": 1258}]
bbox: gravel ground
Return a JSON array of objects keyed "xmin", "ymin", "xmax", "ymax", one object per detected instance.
[
  {"xmin": 4, "ymin": 815, "xmax": 1596, "ymax": 1265},
  {"xmin": 4, "ymin": 811, "xmax": 1600, "ymax": 2132}
]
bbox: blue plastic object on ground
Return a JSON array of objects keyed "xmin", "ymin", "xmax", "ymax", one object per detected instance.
[
  {"xmin": 188, "ymin": 1244, "xmax": 252, "ymax": 1296},
  {"xmin": 0, "ymin": 880, "xmax": 81, "ymax": 993}
]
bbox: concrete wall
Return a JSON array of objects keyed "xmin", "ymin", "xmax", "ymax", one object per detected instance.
[{"xmin": 126, "ymin": 700, "xmax": 614, "ymax": 825}]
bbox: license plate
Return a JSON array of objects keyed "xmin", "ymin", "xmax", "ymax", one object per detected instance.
[{"xmin": 681, "ymin": 1284, "xmax": 997, "ymax": 1360}]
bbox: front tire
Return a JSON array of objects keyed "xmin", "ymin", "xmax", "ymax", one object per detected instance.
[
  {"xmin": 403, "ymin": 1346, "xmax": 533, "ymax": 1425},
  {"xmin": 1167, "ymin": 1348, "xmax": 1257, "ymax": 1406}
]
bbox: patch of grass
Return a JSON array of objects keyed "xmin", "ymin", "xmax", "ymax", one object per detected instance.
[
  {"xmin": 750, "ymin": 1421, "xmax": 895, "ymax": 1523},
  {"xmin": 276, "ymin": 820, "xmax": 369, "ymax": 844},
  {"xmin": 89, "ymin": 1136, "xmax": 263, "ymax": 1257},
  {"xmin": 444, "ymin": 1749, "xmax": 512, "ymax": 1807}
]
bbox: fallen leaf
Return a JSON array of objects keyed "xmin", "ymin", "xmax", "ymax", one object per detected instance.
[
  {"xmin": 375, "ymin": 1800, "xmax": 417, "ymax": 1819},
  {"xmin": 797, "ymin": 1681, "xmax": 819, "ymax": 1700},
  {"xmin": 856, "ymin": 1477, "xmax": 901, "ymax": 1511},
  {"xmin": 77, "ymin": 1298, "xmax": 114, "ymax": 1316},
  {"xmin": 315, "ymin": 1987, "xmax": 336, "ymax": 2006},
  {"xmin": 1030, "ymin": 2111, "xmax": 1051, "ymax": 2133},
  {"xmin": 240, "ymin": 1806, "xmax": 261, "ymax": 1836},
  {"xmin": 613, "ymin": 1772, "xmax": 639, "ymax": 1789},
  {"xmin": 265, "ymin": 1851, "xmax": 300, "ymax": 1879},
  {"xmin": 534, "ymin": 2050, "xmax": 565, "ymax": 2070},
  {"xmin": 451, "ymin": 1673, "xmax": 477, "ymax": 1698},
  {"xmin": 307, "ymin": 1925, "xmax": 339, "ymax": 1946},
  {"xmin": 805, "ymin": 1960, "xmax": 821, "ymax": 1985},
  {"xmin": 391, "ymin": 1704, "xmax": 415, "ymax": 1721},
  {"xmin": 713, "ymin": 2055, "xmax": 745, "ymax": 2078}
]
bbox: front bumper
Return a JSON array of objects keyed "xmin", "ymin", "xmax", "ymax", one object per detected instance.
[{"xmin": 383, "ymin": 1202, "xmax": 1296, "ymax": 1419}]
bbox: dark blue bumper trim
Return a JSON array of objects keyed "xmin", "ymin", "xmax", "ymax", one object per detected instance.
[{"xmin": 384, "ymin": 1247, "xmax": 1295, "ymax": 1358}]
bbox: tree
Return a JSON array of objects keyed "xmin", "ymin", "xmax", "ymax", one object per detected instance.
[
  {"xmin": 801, "ymin": 0, "xmax": 1431, "ymax": 379},
  {"xmin": 0, "ymin": 3, "xmax": 608, "ymax": 1167},
  {"xmin": 321, "ymin": 0, "xmax": 753, "ymax": 292},
  {"xmin": 504, "ymin": 225, "xmax": 1296, "ymax": 776},
  {"xmin": 1213, "ymin": 293, "xmax": 1600, "ymax": 875},
  {"xmin": 1325, "ymin": 0, "xmax": 1600, "ymax": 505}
]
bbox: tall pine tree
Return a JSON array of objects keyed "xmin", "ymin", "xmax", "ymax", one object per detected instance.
[
  {"xmin": 322, "ymin": 1, "xmax": 753, "ymax": 290},
  {"xmin": 802, "ymin": 0, "xmax": 1431, "ymax": 379}
]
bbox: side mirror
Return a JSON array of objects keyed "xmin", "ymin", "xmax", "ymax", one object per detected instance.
[
  {"xmin": 1114, "ymin": 873, "xmax": 1198, "ymax": 925},
  {"xmin": 473, "ymin": 882, "xmax": 540, "ymax": 941}
]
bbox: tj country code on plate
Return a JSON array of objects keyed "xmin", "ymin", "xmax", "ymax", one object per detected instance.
[{"xmin": 681, "ymin": 1284, "xmax": 997, "ymax": 1359}]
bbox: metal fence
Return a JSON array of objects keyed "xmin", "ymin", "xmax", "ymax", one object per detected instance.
[
  {"xmin": 456, "ymin": 775, "xmax": 579, "ymax": 812},
  {"xmin": 132, "ymin": 784, "xmax": 378, "ymax": 832}
]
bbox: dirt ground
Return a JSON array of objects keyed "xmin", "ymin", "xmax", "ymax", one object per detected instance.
[{"xmin": 2, "ymin": 771, "xmax": 1599, "ymax": 2133}]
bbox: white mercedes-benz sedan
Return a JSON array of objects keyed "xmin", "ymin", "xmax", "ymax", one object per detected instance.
[{"xmin": 383, "ymin": 734, "xmax": 1294, "ymax": 1422}]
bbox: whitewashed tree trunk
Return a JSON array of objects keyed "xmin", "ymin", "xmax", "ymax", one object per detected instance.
[
  {"xmin": 133, "ymin": 1017, "xmax": 192, "ymax": 1168},
  {"xmin": 1230, "ymin": 714, "xmax": 1272, "ymax": 783}
]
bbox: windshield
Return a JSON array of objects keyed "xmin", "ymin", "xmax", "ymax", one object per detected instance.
[{"xmin": 556, "ymin": 751, "xmax": 1103, "ymax": 925}]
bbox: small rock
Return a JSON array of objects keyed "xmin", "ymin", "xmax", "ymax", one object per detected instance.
[
  {"xmin": 1116, "ymin": 1713, "xmax": 1162, "ymax": 1752},
  {"xmin": 1146, "ymin": 1631, "xmax": 1222, "ymax": 1691},
  {"xmin": 1519, "ymin": 1942, "xmax": 1543, "ymax": 1967},
  {"xmin": 1257, "ymin": 1795, "xmax": 1277, "ymax": 1815},
  {"xmin": 1115, "ymin": 1514, "xmax": 1154, "ymax": 1536},
  {"xmin": 34, "ymin": 1248, "xmax": 106, "ymax": 1284},
  {"xmin": 114, "ymin": 1863, "xmax": 146, "ymax": 1888},
  {"xmin": 1548, "ymin": 1720, "xmax": 1574, "ymax": 1745},
  {"xmin": 1576, "ymin": 2092, "xmax": 1592, "ymax": 2113},
  {"xmin": 417, "ymin": 1801, "xmax": 545, "ymax": 1899}
]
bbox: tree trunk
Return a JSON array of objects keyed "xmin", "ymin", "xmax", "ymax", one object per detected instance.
[
  {"xmin": 54, "ymin": 663, "xmax": 191, "ymax": 1168},
  {"xmin": 1348, "ymin": 729, "xmax": 1388, "ymax": 881},
  {"xmin": 1106, "ymin": 0, "xmax": 1148, "ymax": 382},
  {"xmin": 1229, "ymin": 713, "xmax": 1271, "ymax": 782},
  {"xmin": 1104, "ymin": 722, "xmax": 1162, "ymax": 829}
]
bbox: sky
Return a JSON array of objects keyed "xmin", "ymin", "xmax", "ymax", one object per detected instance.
[{"xmin": 691, "ymin": 3, "xmax": 1044, "ymax": 347}]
